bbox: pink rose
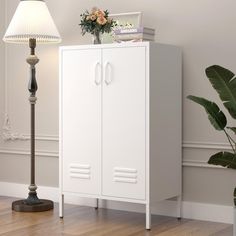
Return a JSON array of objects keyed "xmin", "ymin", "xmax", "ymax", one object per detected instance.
[
  {"xmin": 90, "ymin": 14, "xmax": 97, "ymax": 21},
  {"xmin": 95, "ymin": 9, "xmax": 105, "ymax": 17},
  {"xmin": 97, "ymin": 16, "xmax": 107, "ymax": 25}
]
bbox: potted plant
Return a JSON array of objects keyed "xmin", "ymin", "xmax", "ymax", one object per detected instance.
[
  {"xmin": 187, "ymin": 65, "xmax": 236, "ymax": 233},
  {"xmin": 79, "ymin": 7, "xmax": 116, "ymax": 44}
]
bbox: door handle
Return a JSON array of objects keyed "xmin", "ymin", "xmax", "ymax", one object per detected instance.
[
  {"xmin": 94, "ymin": 62, "xmax": 101, "ymax": 85},
  {"xmin": 104, "ymin": 62, "xmax": 112, "ymax": 85}
]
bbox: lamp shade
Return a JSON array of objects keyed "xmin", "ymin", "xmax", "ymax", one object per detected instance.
[{"xmin": 3, "ymin": 0, "xmax": 61, "ymax": 44}]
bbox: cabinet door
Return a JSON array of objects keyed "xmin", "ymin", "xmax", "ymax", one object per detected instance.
[
  {"xmin": 102, "ymin": 46, "xmax": 146, "ymax": 200},
  {"xmin": 61, "ymin": 49, "xmax": 101, "ymax": 195}
]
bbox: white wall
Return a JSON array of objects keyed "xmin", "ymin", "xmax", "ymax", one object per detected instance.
[
  {"xmin": 0, "ymin": 0, "xmax": 5, "ymax": 150},
  {"xmin": 1, "ymin": 0, "xmax": 236, "ymax": 207}
]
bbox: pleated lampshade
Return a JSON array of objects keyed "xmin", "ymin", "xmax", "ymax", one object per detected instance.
[{"xmin": 3, "ymin": 0, "xmax": 61, "ymax": 44}]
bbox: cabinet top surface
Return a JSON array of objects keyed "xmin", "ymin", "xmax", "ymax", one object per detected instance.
[
  {"xmin": 60, "ymin": 41, "xmax": 150, "ymax": 50},
  {"xmin": 59, "ymin": 41, "xmax": 178, "ymax": 51}
]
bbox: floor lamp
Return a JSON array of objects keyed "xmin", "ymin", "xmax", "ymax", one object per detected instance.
[{"xmin": 3, "ymin": 0, "xmax": 61, "ymax": 212}]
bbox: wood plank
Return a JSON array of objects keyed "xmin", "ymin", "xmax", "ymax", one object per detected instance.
[{"xmin": 0, "ymin": 197, "xmax": 232, "ymax": 235}]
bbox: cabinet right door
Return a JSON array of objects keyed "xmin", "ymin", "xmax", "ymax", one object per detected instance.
[{"xmin": 102, "ymin": 46, "xmax": 146, "ymax": 200}]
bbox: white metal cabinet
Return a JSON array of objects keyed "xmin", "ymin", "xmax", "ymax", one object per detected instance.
[{"xmin": 59, "ymin": 42, "xmax": 182, "ymax": 230}]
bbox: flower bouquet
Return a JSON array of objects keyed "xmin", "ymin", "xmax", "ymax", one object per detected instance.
[{"xmin": 79, "ymin": 7, "xmax": 116, "ymax": 44}]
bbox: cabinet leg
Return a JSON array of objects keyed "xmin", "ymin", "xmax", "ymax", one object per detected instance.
[
  {"xmin": 146, "ymin": 203, "xmax": 151, "ymax": 230},
  {"xmin": 177, "ymin": 195, "xmax": 182, "ymax": 220},
  {"xmin": 59, "ymin": 194, "xmax": 64, "ymax": 218},
  {"xmin": 95, "ymin": 198, "xmax": 99, "ymax": 210}
]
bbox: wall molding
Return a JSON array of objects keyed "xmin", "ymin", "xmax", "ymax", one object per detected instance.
[
  {"xmin": 0, "ymin": 181, "xmax": 233, "ymax": 224},
  {"xmin": 1, "ymin": 113, "xmax": 59, "ymax": 142},
  {"xmin": 24, "ymin": 135, "xmax": 59, "ymax": 142},
  {"xmin": 183, "ymin": 141, "xmax": 231, "ymax": 150},
  {"xmin": 2, "ymin": 113, "xmax": 28, "ymax": 141},
  {"xmin": 0, "ymin": 141, "xmax": 231, "ymax": 168},
  {"xmin": 0, "ymin": 148, "xmax": 227, "ymax": 169},
  {"xmin": 182, "ymin": 159, "xmax": 223, "ymax": 169},
  {"xmin": 0, "ymin": 148, "xmax": 58, "ymax": 158}
]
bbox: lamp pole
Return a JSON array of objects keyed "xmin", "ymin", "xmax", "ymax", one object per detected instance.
[
  {"xmin": 26, "ymin": 38, "xmax": 40, "ymax": 205},
  {"xmin": 12, "ymin": 38, "xmax": 54, "ymax": 212}
]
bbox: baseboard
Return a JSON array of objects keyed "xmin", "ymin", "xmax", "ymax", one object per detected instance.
[{"xmin": 0, "ymin": 181, "xmax": 233, "ymax": 224}]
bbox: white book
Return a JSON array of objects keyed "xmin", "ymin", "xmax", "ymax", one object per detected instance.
[
  {"xmin": 115, "ymin": 33, "xmax": 155, "ymax": 41},
  {"xmin": 114, "ymin": 27, "xmax": 155, "ymax": 35}
]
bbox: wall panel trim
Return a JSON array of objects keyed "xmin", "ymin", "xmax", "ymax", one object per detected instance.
[
  {"xmin": 0, "ymin": 148, "xmax": 58, "ymax": 157},
  {"xmin": 1, "ymin": 114, "xmax": 59, "ymax": 142},
  {"xmin": 183, "ymin": 141, "xmax": 231, "ymax": 150},
  {"xmin": 182, "ymin": 159, "xmax": 223, "ymax": 169},
  {"xmin": 0, "ymin": 148, "xmax": 225, "ymax": 169},
  {"xmin": 0, "ymin": 141, "xmax": 232, "ymax": 169},
  {"xmin": 25, "ymin": 135, "xmax": 59, "ymax": 141}
]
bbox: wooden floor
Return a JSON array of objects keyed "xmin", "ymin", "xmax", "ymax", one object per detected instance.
[{"xmin": 0, "ymin": 196, "xmax": 232, "ymax": 236}]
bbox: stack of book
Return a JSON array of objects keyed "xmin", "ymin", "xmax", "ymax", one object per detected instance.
[{"xmin": 114, "ymin": 27, "xmax": 155, "ymax": 42}]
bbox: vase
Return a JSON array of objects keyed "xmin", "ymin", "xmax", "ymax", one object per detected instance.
[{"xmin": 92, "ymin": 31, "xmax": 101, "ymax": 44}]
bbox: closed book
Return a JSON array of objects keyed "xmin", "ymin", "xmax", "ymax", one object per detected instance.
[
  {"xmin": 115, "ymin": 33, "xmax": 155, "ymax": 41},
  {"xmin": 114, "ymin": 27, "xmax": 155, "ymax": 35},
  {"xmin": 115, "ymin": 38, "xmax": 155, "ymax": 43}
]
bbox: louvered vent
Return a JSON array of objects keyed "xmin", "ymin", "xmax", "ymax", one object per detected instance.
[
  {"xmin": 69, "ymin": 164, "xmax": 91, "ymax": 179},
  {"xmin": 113, "ymin": 167, "xmax": 137, "ymax": 184}
]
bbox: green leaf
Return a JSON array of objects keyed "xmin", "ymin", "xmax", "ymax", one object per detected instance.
[
  {"xmin": 208, "ymin": 151, "xmax": 236, "ymax": 169},
  {"xmin": 227, "ymin": 127, "xmax": 236, "ymax": 135},
  {"xmin": 205, "ymin": 65, "xmax": 236, "ymax": 119},
  {"xmin": 233, "ymin": 187, "xmax": 236, "ymax": 207},
  {"xmin": 234, "ymin": 187, "xmax": 236, "ymax": 198},
  {"xmin": 187, "ymin": 95, "xmax": 227, "ymax": 130}
]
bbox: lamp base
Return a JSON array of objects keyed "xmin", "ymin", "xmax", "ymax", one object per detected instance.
[{"xmin": 12, "ymin": 199, "xmax": 53, "ymax": 212}]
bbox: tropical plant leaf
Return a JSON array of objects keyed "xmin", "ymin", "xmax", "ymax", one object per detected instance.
[
  {"xmin": 227, "ymin": 127, "xmax": 236, "ymax": 135},
  {"xmin": 234, "ymin": 187, "xmax": 236, "ymax": 206},
  {"xmin": 208, "ymin": 151, "xmax": 236, "ymax": 169},
  {"xmin": 205, "ymin": 65, "xmax": 236, "ymax": 119},
  {"xmin": 187, "ymin": 95, "xmax": 227, "ymax": 130}
]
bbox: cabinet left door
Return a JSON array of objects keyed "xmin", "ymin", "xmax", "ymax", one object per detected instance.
[{"xmin": 60, "ymin": 48, "xmax": 102, "ymax": 196}]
